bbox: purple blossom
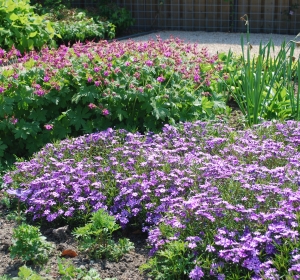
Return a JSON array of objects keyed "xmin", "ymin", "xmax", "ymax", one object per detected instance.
[{"xmin": 189, "ymin": 266, "xmax": 204, "ymax": 279}]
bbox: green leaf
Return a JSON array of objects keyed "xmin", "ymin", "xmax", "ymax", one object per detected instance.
[
  {"xmin": 116, "ymin": 107, "xmax": 128, "ymax": 121},
  {"xmin": 9, "ymin": 13, "xmax": 18, "ymax": 21},
  {"xmin": 67, "ymin": 106, "xmax": 92, "ymax": 131},
  {"xmin": 29, "ymin": 31, "xmax": 37, "ymax": 38},
  {"xmin": 0, "ymin": 97, "xmax": 14, "ymax": 117},
  {"xmin": 0, "ymin": 140, "xmax": 8, "ymax": 157}
]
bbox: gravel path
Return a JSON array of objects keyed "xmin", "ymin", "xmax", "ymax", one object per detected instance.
[{"xmin": 131, "ymin": 31, "xmax": 300, "ymax": 57}]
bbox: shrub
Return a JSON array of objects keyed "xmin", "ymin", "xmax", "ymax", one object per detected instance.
[
  {"xmin": 0, "ymin": 0, "xmax": 57, "ymax": 52},
  {"xmin": 45, "ymin": 7, "xmax": 115, "ymax": 44},
  {"xmin": 0, "ymin": 38, "xmax": 228, "ymax": 164}
]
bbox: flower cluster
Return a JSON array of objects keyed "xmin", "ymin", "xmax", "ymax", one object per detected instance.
[{"xmin": 4, "ymin": 120, "xmax": 300, "ymax": 277}]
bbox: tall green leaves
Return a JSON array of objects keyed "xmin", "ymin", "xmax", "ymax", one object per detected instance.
[{"xmin": 224, "ymin": 14, "xmax": 300, "ymax": 126}]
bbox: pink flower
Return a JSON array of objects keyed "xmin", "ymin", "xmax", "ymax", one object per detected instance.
[
  {"xmin": 10, "ymin": 116, "xmax": 18, "ymax": 125},
  {"xmin": 94, "ymin": 67, "xmax": 100, "ymax": 73},
  {"xmin": 95, "ymin": 80, "xmax": 101, "ymax": 87},
  {"xmin": 125, "ymin": 61, "xmax": 130, "ymax": 66},
  {"xmin": 34, "ymin": 89, "xmax": 46, "ymax": 96},
  {"xmin": 104, "ymin": 71, "xmax": 109, "ymax": 76},
  {"xmin": 43, "ymin": 76, "xmax": 50, "ymax": 82},
  {"xmin": 145, "ymin": 60, "xmax": 153, "ymax": 66},
  {"xmin": 88, "ymin": 103, "xmax": 97, "ymax": 109},
  {"xmin": 102, "ymin": 108, "xmax": 110, "ymax": 116},
  {"xmin": 44, "ymin": 124, "xmax": 53, "ymax": 130},
  {"xmin": 0, "ymin": 86, "xmax": 5, "ymax": 93},
  {"xmin": 87, "ymin": 77, "xmax": 93, "ymax": 83},
  {"xmin": 157, "ymin": 76, "xmax": 165, "ymax": 83},
  {"xmin": 194, "ymin": 74, "xmax": 200, "ymax": 83}
]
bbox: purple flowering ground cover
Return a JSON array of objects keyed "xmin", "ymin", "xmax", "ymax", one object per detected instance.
[{"xmin": 3, "ymin": 120, "xmax": 300, "ymax": 279}]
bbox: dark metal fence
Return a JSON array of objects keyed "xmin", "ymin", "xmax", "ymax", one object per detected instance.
[{"xmin": 113, "ymin": 0, "xmax": 300, "ymax": 35}]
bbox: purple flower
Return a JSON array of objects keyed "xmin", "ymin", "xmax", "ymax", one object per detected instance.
[
  {"xmin": 0, "ymin": 86, "xmax": 5, "ymax": 93},
  {"xmin": 189, "ymin": 265, "xmax": 204, "ymax": 279},
  {"xmin": 6, "ymin": 188, "xmax": 31, "ymax": 201}
]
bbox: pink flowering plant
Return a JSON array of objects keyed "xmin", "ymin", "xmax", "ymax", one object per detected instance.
[
  {"xmin": 0, "ymin": 37, "xmax": 229, "ymax": 164},
  {"xmin": 3, "ymin": 120, "xmax": 300, "ymax": 278}
]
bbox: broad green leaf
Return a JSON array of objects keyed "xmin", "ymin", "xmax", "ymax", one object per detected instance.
[
  {"xmin": 29, "ymin": 31, "xmax": 37, "ymax": 38},
  {"xmin": 9, "ymin": 13, "xmax": 18, "ymax": 21}
]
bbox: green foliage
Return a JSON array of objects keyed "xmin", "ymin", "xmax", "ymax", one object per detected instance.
[
  {"xmin": 47, "ymin": 8, "xmax": 115, "ymax": 43},
  {"xmin": 10, "ymin": 223, "xmax": 53, "ymax": 265},
  {"xmin": 140, "ymin": 240, "xmax": 194, "ymax": 280},
  {"xmin": 0, "ymin": 0, "xmax": 57, "ymax": 52},
  {"xmin": 15, "ymin": 265, "xmax": 44, "ymax": 280},
  {"xmin": 92, "ymin": 3, "xmax": 134, "ymax": 36},
  {"xmin": 223, "ymin": 14, "xmax": 300, "ymax": 125},
  {"xmin": 73, "ymin": 209, "xmax": 134, "ymax": 261},
  {"xmin": 57, "ymin": 258, "xmax": 110, "ymax": 280},
  {"xmin": 0, "ymin": 39, "xmax": 228, "ymax": 165}
]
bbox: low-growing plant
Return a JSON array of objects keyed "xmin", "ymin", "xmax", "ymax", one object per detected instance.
[
  {"xmin": 10, "ymin": 223, "xmax": 54, "ymax": 265},
  {"xmin": 4, "ymin": 120, "xmax": 300, "ymax": 278},
  {"xmin": 140, "ymin": 240, "xmax": 195, "ymax": 279},
  {"xmin": 73, "ymin": 209, "xmax": 134, "ymax": 261},
  {"xmin": 57, "ymin": 257, "xmax": 117, "ymax": 280}
]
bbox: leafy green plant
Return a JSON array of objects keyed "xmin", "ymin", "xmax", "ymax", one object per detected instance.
[
  {"xmin": 10, "ymin": 223, "xmax": 54, "ymax": 265},
  {"xmin": 223, "ymin": 14, "xmax": 300, "ymax": 125},
  {"xmin": 93, "ymin": 3, "xmax": 134, "ymax": 36},
  {"xmin": 57, "ymin": 257, "xmax": 116, "ymax": 280},
  {"xmin": 45, "ymin": 7, "xmax": 115, "ymax": 43},
  {"xmin": 73, "ymin": 209, "xmax": 134, "ymax": 261},
  {"xmin": 140, "ymin": 240, "xmax": 195, "ymax": 280},
  {"xmin": 0, "ymin": 265, "xmax": 45, "ymax": 280},
  {"xmin": 0, "ymin": 38, "xmax": 227, "ymax": 165},
  {"xmin": 0, "ymin": 0, "xmax": 57, "ymax": 52}
]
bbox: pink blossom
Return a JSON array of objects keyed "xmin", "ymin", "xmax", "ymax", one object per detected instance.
[
  {"xmin": 94, "ymin": 67, "xmax": 100, "ymax": 73},
  {"xmin": 10, "ymin": 116, "xmax": 18, "ymax": 125},
  {"xmin": 157, "ymin": 76, "xmax": 165, "ymax": 83},
  {"xmin": 145, "ymin": 60, "xmax": 153, "ymax": 66},
  {"xmin": 43, "ymin": 76, "xmax": 50, "ymax": 82},
  {"xmin": 95, "ymin": 80, "xmax": 101, "ymax": 87},
  {"xmin": 102, "ymin": 108, "xmax": 110, "ymax": 116},
  {"xmin": 88, "ymin": 103, "xmax": 97, "ymax": 109},
  {"xmin": 44, "ymin": 124, "xmax": 53, "ymax": 130},
  {"xmin": 0, "ymin": 86, "xmax": 5, "ymax": 93}
]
